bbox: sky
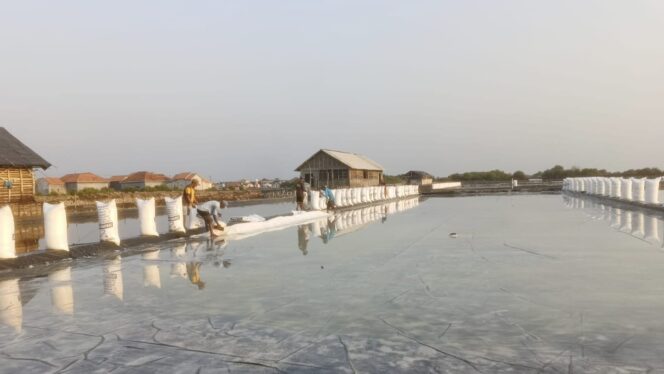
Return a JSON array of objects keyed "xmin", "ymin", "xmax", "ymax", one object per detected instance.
[{"xmin": 1, "ymin": 0, "xmax": 663, "ymax": 181}]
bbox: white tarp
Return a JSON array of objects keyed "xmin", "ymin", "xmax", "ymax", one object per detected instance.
[
  {"xmin": 96, "ymin": 200, "xmax": 120, "ymax": 245},
  {"xmin": 224, "ymin": 210, "xmax": 330, "ymax": 239},
  {"xmin": 137, "ymin": 198, "xmax": 159, "ymax": 237},
  {"xmin": 43, "ymin": 202, "xmax": 69, "ymax": 251},
  {"xmin": 0, "ymin": 205, "xmax": 15, "ymax": 259},
  {"xmin": 165, "ymin": 196, "xmax": 185, "ymax": 233}
]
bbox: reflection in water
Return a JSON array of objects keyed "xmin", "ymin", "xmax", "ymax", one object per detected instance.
[
  {"xmin": 103, "ymin": 257, "xmax": 123, "ymax": 301},
  {"xmin": 297, "ymin": 198, "xmax": 420, "ymax": 251},
  {"xmin": 565, "ymin": 194, "xmax": 664, "ymax": 246},
  {"xmin": 0, "ymin": 279, "xmax": 22, "ymax": 333},
  {"xmin": 186, "ymin": 262, "xmax": 205, "ymax": 290},
  {"xmin": 49, "ymin": 267, "xmax": 74, "ymax": 315},
  {"xmin": 170, "ymin": 243, "xmax": 187, "ymax": 279},
  {"xmin": 142, "ymin": 250, "xmax": 161, "ymax": 289}
]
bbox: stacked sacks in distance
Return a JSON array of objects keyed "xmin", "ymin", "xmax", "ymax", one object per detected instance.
[
  {"xmin": 565, "ymin": 176, "xmax": 662, "ymax": 206},
  {"xmin": 306, "ymin": 184, "xmax": 421, "ymax": 210}
]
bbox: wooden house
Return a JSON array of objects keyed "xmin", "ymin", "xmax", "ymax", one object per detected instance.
[
  {"xmin": 295, "ymin": 149, "xmax": 384, "ymax": 188},
  {"xmin": 0, "ymin": 127, "xmax": 51, "ymax": 203}
]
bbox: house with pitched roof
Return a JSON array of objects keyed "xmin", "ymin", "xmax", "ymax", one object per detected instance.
[
  {"xmin": 36, "ymin": 177, "xmax": 66, "ymax": 195},
  {"xmin": 0, "ymin": 127, "xmax": 51, "ymax": 203},
  {"xmin": 168, "ymin": 172, "xmax": 214, "ymax": 191},
  {"xmin": 60, "ymin": 172, "xmax": 110, "ymax": 193},
  {"xmin": 295, "ymin": 149, "xmax": 384, "ymax": 188},
  {"xmin": 120, "ymin": 171, "xmax": 170, "ymax": 190}
]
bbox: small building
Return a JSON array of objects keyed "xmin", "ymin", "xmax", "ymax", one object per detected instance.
[
  {"xmin": 121, "ymin": 171, "xmax": 170, "ymax": 190},
  {"xmin": 36, "ymin": 177, "xmax": 66, "ymax": 195},
  {"xmin": 109, "ymin": 175, "xmax": 127, "ymax": 191},
  {"xmin": 0, "ymin": 128, "xmax": 51, "ymax": 203},
  {"xmin": 295, "ymin": 149, "xmax": 384, "ymax": 189},
  {"xmin": 168, "ymin": 172, "xmax": 214, "ymax": 191},
  {"xmin": 60, "ymin": 172, "xmax": 110, "ymax": 193},
  {"xmin": 404, "ymin": 171, "xmax": 433, "ymax": 186}
]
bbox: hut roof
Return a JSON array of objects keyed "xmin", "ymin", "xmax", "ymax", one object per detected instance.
[
  {"xmin": 109, "ymin": 175, "xmax": 127, "ymax": 182},
  {"xmin": 0, "ymin": 127, "xmax": 51, "ymax": 169},
  {"xmin": 123, "ymin": 171, "xmax": 170, "ymax": 183},
  {"xmin": 61, "ymin": 172, "xmax": 109, "ymax": 183},
  {"xmin": 295, "ymin": 149, "xmax": 383, "ymax": 172}
]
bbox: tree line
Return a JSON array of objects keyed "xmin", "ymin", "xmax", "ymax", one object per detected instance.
[{"xmin": 442, "ymin": 165, "xmax": 663, "ymax": 182}]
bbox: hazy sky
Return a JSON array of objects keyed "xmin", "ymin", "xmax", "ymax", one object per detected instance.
[{"xmin": 2, "ymin": 1, "xmax": 663, "ymax": 181}]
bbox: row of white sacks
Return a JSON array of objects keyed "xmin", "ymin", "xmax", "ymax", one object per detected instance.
[
  {"xmin": 563, "ymin": 177, "xmax": 662, "ymax": 204},
  {"xmin": 563, "ymin": 196, "xmax": 663, "ymax": 245},
  {"xmin": 0, "ymin": 196, "xmax": 201, "ymax": 259},
  {"xmin": 310, "ymin": 185, "xmax": 419, "ymax": 210}
]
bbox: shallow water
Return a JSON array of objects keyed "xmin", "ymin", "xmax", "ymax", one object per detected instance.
[{"xmin": 1, "ymin": 194, "xmax": 664, "ymax": 373}]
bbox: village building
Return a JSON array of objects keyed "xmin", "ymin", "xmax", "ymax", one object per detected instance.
[
  {"xmin": 109, "ymin": 175, "xmax": 127, "ymax": 191},
  {"xmin": 168, "ymin": 172, "xmax": 214, "ymax": 190},
  {"xmin": 0, "ymin": 127, "xmax": 51, "ymax": 203},
  {"xmin": 121, "ymin": 171, "xmax": 169, "ymax": 190},
  {"xmin": 404, "ymin": 171, "xmax": 434, "ymax": 186},
  {"xmin": 36, "ymin": 177, "xmax": 66, "ymax": 195},
  {"xmin": 60, "ymin": 172, "xmax": 110, "ymax": 193},
  {"xmin": 295, "ymin": 149, "xmax": 384, "ymax": 189}
]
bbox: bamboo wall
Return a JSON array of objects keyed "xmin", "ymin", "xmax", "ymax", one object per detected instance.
[{"xmin": 0, "ymin": 168, "xmax": 35, "ymax": 203}]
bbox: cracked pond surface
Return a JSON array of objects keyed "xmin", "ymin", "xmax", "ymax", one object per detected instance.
[{"xmin": 1, "ymin": 194, "xmax": 664, "ymax": 373}]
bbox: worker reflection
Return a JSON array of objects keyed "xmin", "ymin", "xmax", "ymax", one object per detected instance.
[
  {"xmin": 321, "ymin": 218, "xmax": 337, "ymax": 244},
  {"xmin": 297, "ymin": 225, "xmax": 310, "ymax": 255},
  {"xmin": 186, "ymin": 262, "xmax": 205, "ymax": 290}
]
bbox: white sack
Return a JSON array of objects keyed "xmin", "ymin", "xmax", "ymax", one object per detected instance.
[
  {"xmin": 187, "ymin": 206, "xmax": 203, "ymax": 230},
  {"xmin": 136, "ymin": 198, "xmax": 159, "ymax": 236},
  {"xmin": 611, "ymin": 178, "xmax": 621, "ymax": 198},
  {"xmin": 632, "ymin": 178, "xmax": 646, "ymax": 203},
  {"xmin": 620, "ymin": 179, "xmax": 633, "ymax": 201},
  {"xmin": 645, "ymin": 177, "xmax": 661, "ymax": 204},
  {"xmin": 165, "ymin": 196, "xmax": 185, "ymax": 233},
  {"xmin": 96, "ymin": 200, "xmax": 120, "ymax": 245},
  {"xmin": 43, "ymin": 202, "xmax": 69, "ymax": 251},
  {"xmin": 0, "ymin": 206, "xmax": 15, "ymax": 259}
]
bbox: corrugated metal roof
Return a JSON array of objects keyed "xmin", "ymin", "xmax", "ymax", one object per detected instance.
[
  {"xmin": 296, "ymin": 149, "xmax": 383, "ymax": 171},
  {"xmin": 0, "ymin": 127, "xmax": 51, "ymax": 169}
]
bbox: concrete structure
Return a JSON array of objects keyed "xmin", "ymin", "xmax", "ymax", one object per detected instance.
[
  {"xmin": 168, "ymin": 172, "xmax": 213, "ymax": 191},
  {"xmin": 36, "ymin": 177, "xmax": 66, "ymax": 195},
  {"xmin": 295, "ymin": 149, "xmax": 384, "ymax": 189},
  {"xmin": 60, "ymin": 173, "xmax": 109, "ymax": 193},
  {"xmin": 121, "ymin": 171, "xmax": 169, "ymax": 190},
  {"xmin": 0, "ymin": 127, "xmax": 51, "ymax": 203},
  {"xmin": 404, "ymin": 171, "xmax": 433, "ymax": 186}
]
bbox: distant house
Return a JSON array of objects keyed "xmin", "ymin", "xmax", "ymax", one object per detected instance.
[
  {"xmin": 0, "ymin": 127, "xmax": 51, "ymax": 203},
  {"xmin": 168, "ymin": 172, "xmax": 214, "ymax": 191},
  {"xmin": 60, "ymin": 172, "xmax": 110, "ymax": 193},
  {"xmin": 121, "ymin": 171, "xmax": 169, "ymax": 190},
  {"xmin": 404, "ymin": 171, "xmax": 433, "ymax": 186},
  {"xmin": 109, "ymin": 175, "xmax": 127, "ymax": 191},
  {"xmin": 295, "ymin": 149, "xmax": 384, "ymax": 188},
  {"xmin": 36, "ymin": 177, "xmax": 66, "ymax": 195}
]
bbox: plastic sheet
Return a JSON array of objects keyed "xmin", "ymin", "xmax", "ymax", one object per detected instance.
[
  {"xmin": 137, "ymin": 198, "xmax": 159, "ymax": 237},
  {"xmin": 43, "ymin": 202, "xmax": 69, "ymax": 251},
  {"xmin": 0, "ymin": 205, "xmax": 15, "ymax": 259},
  {"xmin": 96, "ymin": 200, "xmax": 120, "ymax": 245}
]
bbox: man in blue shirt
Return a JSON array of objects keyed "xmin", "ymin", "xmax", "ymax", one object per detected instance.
[{"xmin": 323, "ymin": 186, "xmax": 336, "ymax": 210}]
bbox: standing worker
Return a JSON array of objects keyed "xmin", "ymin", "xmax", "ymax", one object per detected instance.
[
  {"xmin": 295, "ymin": 178, "xmax": 305, "ymax": 211},
  {"xmin": 183, "ymin": 178, "xmax": 200, "ymax": 220},
  {"xmin": 323, "ymin": 185, "xmax": 336, "ymax": 210}
]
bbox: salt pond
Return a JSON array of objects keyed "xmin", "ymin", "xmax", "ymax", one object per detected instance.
[{"xmin": 1, "ymin": 194, "xmax": 664, "ymax": 373}]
